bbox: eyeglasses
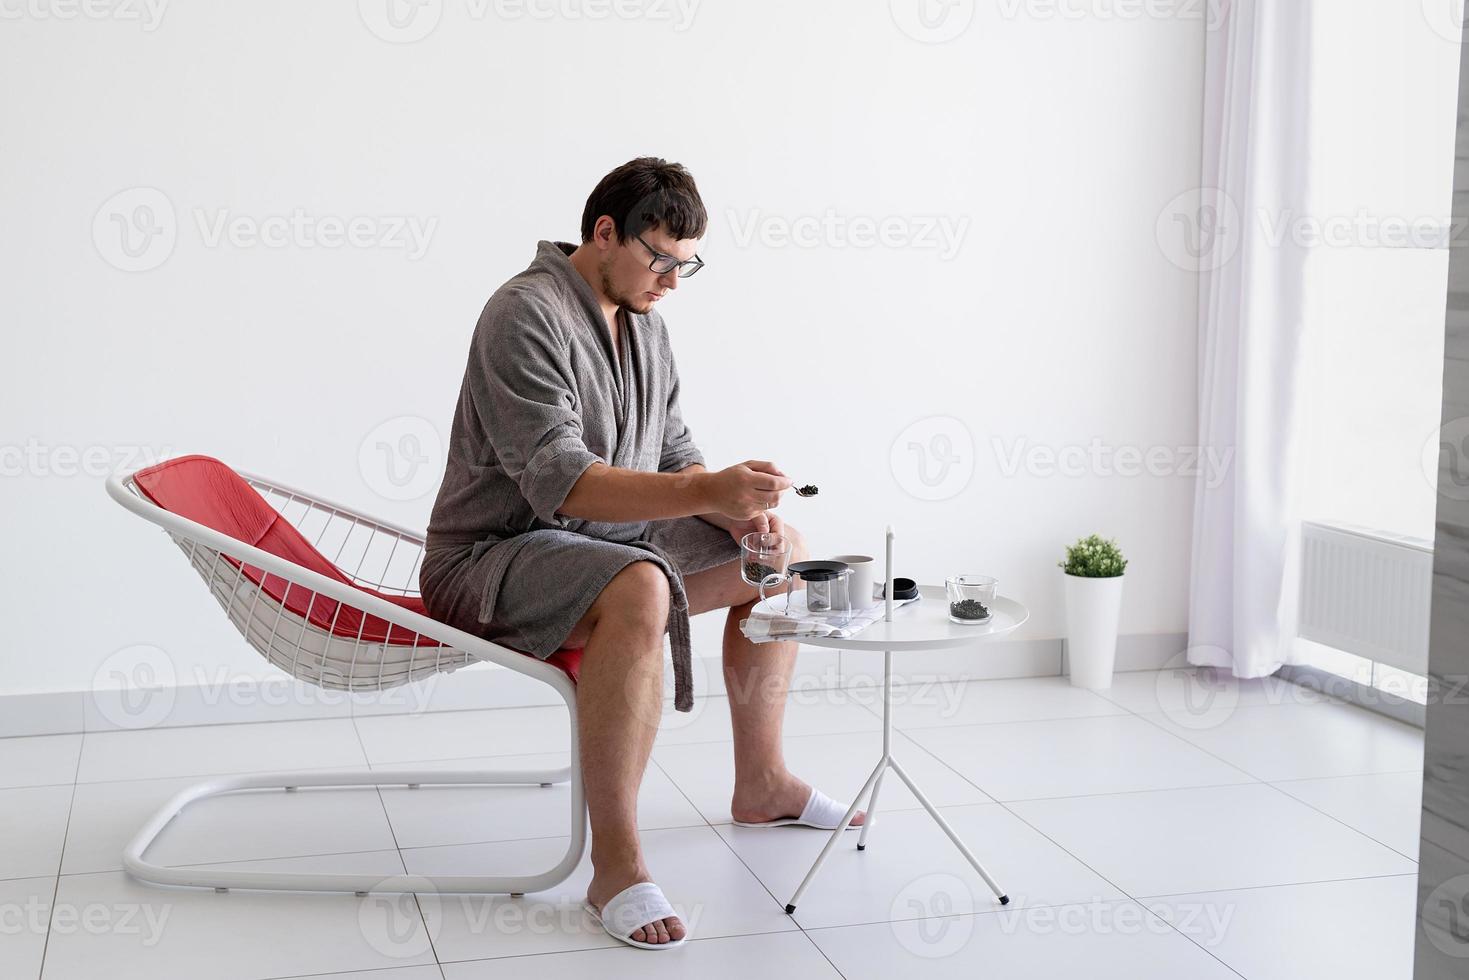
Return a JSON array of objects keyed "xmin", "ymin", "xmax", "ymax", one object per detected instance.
[{"xmin": 634, "ymin": 233, "xmax": 704, "ymax": 278}]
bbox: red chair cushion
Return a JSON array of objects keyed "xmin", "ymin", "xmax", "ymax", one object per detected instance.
[{"xmin": 131, "ymin": 454, "xmax": 581, "ymax": 682}]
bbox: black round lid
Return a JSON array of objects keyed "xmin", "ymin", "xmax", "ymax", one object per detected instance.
[
  {"xmin": 882, "ymin": 576, "xmax": 919, "ymax": 600},
  {"xmin": 788, "ymin": 559, "xmax": 849, "ymax": 582}
]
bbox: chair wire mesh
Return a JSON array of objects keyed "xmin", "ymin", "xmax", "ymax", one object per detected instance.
[{"xmin": 125, "ymin": 473, "xmax": 474, "ymax": 692}]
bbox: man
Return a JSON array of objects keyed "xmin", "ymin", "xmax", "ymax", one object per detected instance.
[{"xmin": 421, "ymin": 157, "xmax": 862, "ymax": 950}]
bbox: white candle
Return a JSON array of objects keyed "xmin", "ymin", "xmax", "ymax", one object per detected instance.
[{"xmin": 885, "ymin": 525, "xmax": 894, "ymax": 623}]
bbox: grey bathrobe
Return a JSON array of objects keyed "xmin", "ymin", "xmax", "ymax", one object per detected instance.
[{"xmin": 421, "ymin": 240, "xmax": 732, "ymax": 711}]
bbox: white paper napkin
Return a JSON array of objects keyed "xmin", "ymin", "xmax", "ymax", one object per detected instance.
[{"xmin": 739, "ymin": 586, "xmax": 921, "ymax": 643}]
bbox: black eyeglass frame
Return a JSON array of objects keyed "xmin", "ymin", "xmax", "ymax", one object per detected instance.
[{"xmin": 633, "ymin": 233, "xmax": 705, "ymax": 278}]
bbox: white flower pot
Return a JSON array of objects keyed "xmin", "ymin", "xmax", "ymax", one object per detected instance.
[{"xmin": 1063, "ymin": 572, "xmax": 1125, "ymax": 690}]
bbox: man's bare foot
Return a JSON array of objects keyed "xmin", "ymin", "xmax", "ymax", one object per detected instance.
[
  {"xmin": 731, "ymin": 771, "xmax": 865, "ymax": 826},
  {"xmin": 586, "ymin": 864, "xmax": 685, "ymax": 945}
]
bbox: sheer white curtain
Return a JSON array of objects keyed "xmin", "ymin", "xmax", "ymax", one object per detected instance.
[{"xmin": 1187, "ymin": 0, "xmax": 1314, "ymax": 678}]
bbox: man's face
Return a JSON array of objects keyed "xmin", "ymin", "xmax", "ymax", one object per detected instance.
[{"xmin": 598, "ymin": 224, "xmax": 699, "ymax": 316}]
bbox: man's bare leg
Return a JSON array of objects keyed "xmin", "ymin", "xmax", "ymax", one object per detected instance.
[
  {"xmin": 720, "ymin": 599, "xmax": 864, "ymax": 826},
  {"xmin": 682, "ymin": 528, "xmax": 865, "ymax": 827},
  {"xmin": 565, "ymin": 561, "xmax": 684, "ymax": 944}
]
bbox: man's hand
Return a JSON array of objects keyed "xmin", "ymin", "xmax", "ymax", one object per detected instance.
[
  {"xmin": 726, "ymin": 509, "xmax": 785, "ymax": 546},
  {"xmin": 704, "ymin": 460, "xmax": 793, "ymax": 521}
]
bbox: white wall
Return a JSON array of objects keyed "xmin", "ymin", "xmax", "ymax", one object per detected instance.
[{"xmin": 0, "ymin": 0, "xmax": 1204, "ymax": 695}]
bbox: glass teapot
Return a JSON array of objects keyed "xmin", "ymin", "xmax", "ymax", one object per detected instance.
[{"xmin": 760, "ymin": 559, "xmax": 854, "ymax": 618}]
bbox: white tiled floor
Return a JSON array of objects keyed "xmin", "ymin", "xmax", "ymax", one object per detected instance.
[{"xmin": 0, "ymin": 668, "xmax": 1428, "ymax": 979}]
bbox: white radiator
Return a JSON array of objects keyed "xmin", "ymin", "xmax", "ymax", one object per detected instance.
[{"xmin": 1297, "ymin": 521, "xmax": 1434, "ymax": 675}]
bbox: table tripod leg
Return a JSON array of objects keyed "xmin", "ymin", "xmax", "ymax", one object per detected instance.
[
  {"xmin": 784, "ymin": 755, "xmax": 886, "ymax": 914},
  {"xmin": 856, "ymin": 767, "xmax": 885, "ymax": 851},
  {"xmin": 888, "ymin": 756, "xmax": 1009, "ymax": 905}
]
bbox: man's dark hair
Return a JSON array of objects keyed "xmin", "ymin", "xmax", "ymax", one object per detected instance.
[{"xmin": 580, "ymin": 157, "xmax": 708, "ymax": 244}]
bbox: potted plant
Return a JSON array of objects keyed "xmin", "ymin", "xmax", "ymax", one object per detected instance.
[{"xmin": 1059, "ymin": 535, "xmax": 1127, "ymax": 690}]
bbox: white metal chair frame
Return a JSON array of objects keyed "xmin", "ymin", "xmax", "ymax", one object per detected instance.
[{"xmin": 106, "ymin": 465, "xmax": 586, "ymax": 896}]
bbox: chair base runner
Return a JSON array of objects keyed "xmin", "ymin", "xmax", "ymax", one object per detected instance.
[{"xmin": 123, "ymin": 767, "xmax": 587, "ymax": 894}]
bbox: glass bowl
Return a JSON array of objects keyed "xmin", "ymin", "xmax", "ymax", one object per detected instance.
[{"xmin": 945, "ymin": 574, "xmax": 997, "ymax": 625}]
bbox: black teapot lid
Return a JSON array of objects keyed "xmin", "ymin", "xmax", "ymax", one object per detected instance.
[{"xmin": 788, "ymin": 559, "xmax": 849, "ymax": 582}]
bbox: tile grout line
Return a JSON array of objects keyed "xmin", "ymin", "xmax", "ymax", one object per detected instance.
[
  {"xmin": 646, "ymin": 754, "xmax": 718, "ymax": 833},
  {"xmin": 35, "ymin": 732, "xmax": 84, "ymax": 980},
  {"xmin": 0, "ymin": 669, "xmax": 1376, "ymax": 744},
  {"xmin": 887, "ymin": 685, "xmax": 1414, "ymax": 977},
  {"xmin": 1134, "ymin": 869, "xmax": 1421, "ymax": 903},
  {"xmin": 264, "ymin": 962, "xmax": 448, "ymax": 980},
  {"xmin": 1117, "ymin": 701, "xmax": 1429, "ymax": 842},
  {"xmin": 638, "ymin": 754, "xmax": 763, "ymax": 943},
  {"xmin": 652, "ymin": 751, "xmax": 816, "ymax": 936},
  {"xmin": 844, "ymin": 732, "xmax": 1263, "ymax": 980},
  {"xmin": 791, "ymin": 926, "xmax": 853, "ymax": 980},
  {"xmin": 892, "ymin": 730, "xmax": 1145, "ymax": 905},
  {"xmin": 1255, "ymin": 780, "xmax": 1422, "ymax": 863},
  {"xmin": 30, "ymin": 670, "xmax": 1426, "ymax": 977},
  {"xmin": 349, "ymin": 712, "xmax": 447, "ymax": 977},
  {"xmin": 879, "ymin": 691, "xmax": 1311, "ymax": 980},
  {"xmin": 428, "ymin": 926, "xmax": 819, "ymax": 966},
  {"xmin": 51, "ymin": 846, "xmax": 454, "ymax": 881},
  {"xmin": 1267, "ymin": 767, "xmax": 1426, "ymax": 784}
]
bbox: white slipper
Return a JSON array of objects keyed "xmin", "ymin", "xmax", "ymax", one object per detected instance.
[
  {"xmin": 583, "ymin": 881, "xmax": 688, "ymax": 950},
  {"xmin": 731, "ymin": 787, "xmax": 860, "ymax": 830}
]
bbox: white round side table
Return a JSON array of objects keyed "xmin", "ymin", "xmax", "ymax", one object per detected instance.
[{"xmin": 778, "ymin": 565, "xmax": 1029, "ymax": 915}]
